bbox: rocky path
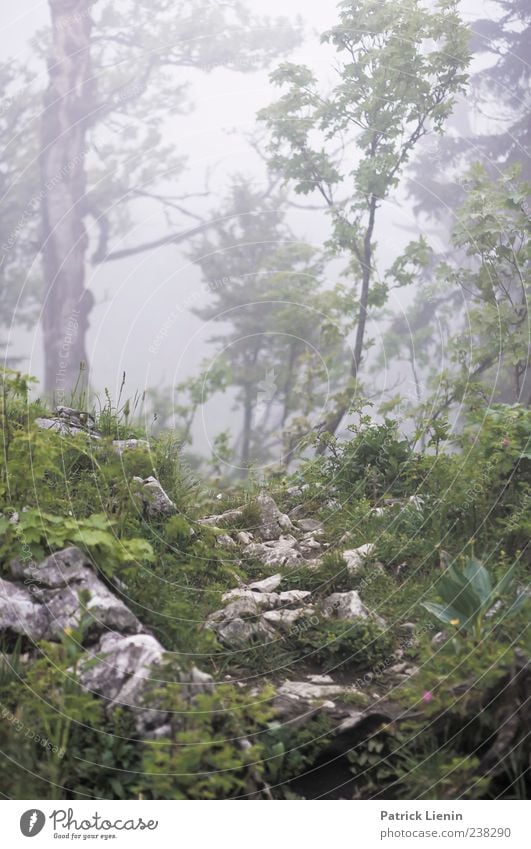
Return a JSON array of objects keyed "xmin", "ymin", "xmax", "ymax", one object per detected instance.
[{"xmin": 0, "ymin": 484, "xmax": 415, "ymax": 750}]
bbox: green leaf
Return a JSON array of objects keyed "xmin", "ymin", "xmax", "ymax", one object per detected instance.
[
  {"xmin": 463, "ymin": 558, "xmax": 492, "ymax": 604},
  {"xmin": 421, "ymin": 601, "xmax": 462, "ymax": 626},
  {"xmin": 438, "ymin": 566, "xmax": 480, "ymax": 619}
]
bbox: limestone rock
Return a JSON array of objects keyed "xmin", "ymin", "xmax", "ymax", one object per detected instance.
[
  {"xmin": 299, "ymin": 536, "xmax": 322, "ymax": 558},
  {"xmin": 215, "ymin": 616, "xmax": 277, "ymax": 648},
  {"xmin": 35, "ymin": 417, "xmax": 88, "ymax": 437},
  {"xmin": 286, "ymin": 484, "xmax": 309, "ymax": 498},
  {"xmin": 112, "ymin": 438, "xmax": 150, "ymax": 455},
  {"xmin": 35, "ymin": 407, "xmax": 99, "ymax": 438},
  {"xmin": 208, "ymin": 578, "xmax": 313, "ymax": 648},
  {"xmin": 3, "ymin": 547, "xmax": 214, "ymax": 735},
  {"xmin": 273, "ymin": 679, "xmax": 361, "ymax": 720},
  {"xmin": 246, "ymin": 535, "xmax": 302, "ymax": 568},
  {"xmin": 197, "ymin": 508, "xmax": 244, "ymax": 529},
  {"xmin": 80, "ymin": 631, "xmax": 213, "ymax": 733},
  {"xmin": 262, "ymin": 607, "xmax": 313, "ymax": 632},
  {"xmin": 10, "ymin": 547, "xmax": 142, "ymax": 641},
  {"xmin": 0, "ymin": 578, "xmax": 49, "ymax": 641},
  {"xmin": 296, "ymin": 518, "xmax": 324, "ymax": 534},
  {"xmin": 218, "ymin": 588, "xmax": 311, "ymax": 613},
  {"xmin": 81, "ymin": 632, "xmax": 164, "ymax": 705},
  {"xmin": 133, "ymin": 476, "xmax": 176, "ymax": 518},
  {"xmin": 342, "ymin": 543, "xmax": 375, "ymax": 573},
  {"xmin": 247, "ymin": 574, "xmax": 283, "ymax": 593},
  {"xmin": 212, "ymin": 594, "xmax": 262, "ymax": 621},
  {"xmin": 236, "ymin": 531, "xmax": 254, "ymax": 545},
  {"xmin": 320, "ymin": 591, "xmax": 369, "ymax": 621},
  {"xmin": 253, "ymin": 493, "xmax": 293, "ymax": 541},
  {"xmin": 288, "ymin": 504, "xmax": 306, "ymax": 520},
  {"xmin": 81, "ymin": 632, "xmax": 166, "ymax": 731},
  {"xmin": 308, "ymin": 673, "xmax": 335, "ymax": 685},
  {"xmin": 216, "ymin": 533, "xmax": 237, "ymax": 548}
]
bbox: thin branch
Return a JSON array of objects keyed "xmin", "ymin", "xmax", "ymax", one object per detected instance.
[{"xmin": 94, "ymin": 220, "xmax": 216, "ymax": 263}]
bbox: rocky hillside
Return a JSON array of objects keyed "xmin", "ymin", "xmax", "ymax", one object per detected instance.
[{"xmin": 0, "ymin": 385, "xmax": 529, "ymax": 799}]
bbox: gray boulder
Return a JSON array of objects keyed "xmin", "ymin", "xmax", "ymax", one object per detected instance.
[
  {"xmin": 112, "ymin": 438, "xmax": 150, "ymax": 456},
  {"xmin": 320, "ymin": 591, "xmax": 369, "ymax": 621},
  {"xmin": 208, "ymin": 579, "xmax": 314, "ymax": 648},
  {"xmin": 246, "ymin": 535, "xmax": 302, "ymax": 568},
  {"xmin": 236, "ymin": 531, "xmax": 254, "ymax": 545},
  {"xmin": 2, "ymin": 547, "xmax": 214, "ymax": 736},
  {"xmin": 80, "ymin": 633, "xmax": 213, "ymax": 733},
  {"xmin": 273, "ymin": 679, "xmax": 363, "ymax": 721},
  {"xmin": 262, "ymin": 607, "xmax": 312, "ymax": 632},
  {"xmin": 80, "ymin": 632, "xmax": 167, "ymax": 732},
  {"xmin": 286, "ymin": 484, "xmax": 309, "ymax": 498},
  {"xmin": 133, "ymin": 476, "xmax": 176, "ymax": 518},
  {"xmin": 197, "ymin": 508, "xmax": 244, "ymax": 529},
  {"xmin": 215, "ymin": 616, "xmax": 277, "ymax": 648},
  {"xmin": 35, "ymin": 407, "xmax": 99, "ymax": 438},
  {"xmin": 296, "ymin": 518, "xmax": 324, "ymax": 534},
  {"xmin": 253, "ymin": 493, "xmax": 293, "ymax": 541},
  {"xmin": 0, "ymin": 578, "xmax": 49, "ymax": 641},
  {"xmin": 342, "ymin": 544, "xmax": 375, "ymax": 573},
  {"xmin": 10, "ymin": 547, "xmax": 142, "ymax": 641},
  {"xmin": 247, "ymin": 574, "xmax": 283, "ymax": 593}
]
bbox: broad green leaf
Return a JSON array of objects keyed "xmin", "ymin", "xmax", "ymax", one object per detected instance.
[
  {"xmin": 421, "ymin": 601, "xmax": 463, "ymax": 626},
  {"xmin": 463, "ymin": 558, "xmax": 492, "ymax": 604}
]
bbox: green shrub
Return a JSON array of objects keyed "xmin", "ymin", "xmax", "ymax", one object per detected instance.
[
  {"xmin": 0, "ymin": 509, "xmax": 153, "ymax": 579},
  {"xmin": 138, "ymin": 683, "xmax": 275, "ymax": 799},
  {"xmin": 0, "ymin": 618, "xmax": 103, "ymax": 799}
]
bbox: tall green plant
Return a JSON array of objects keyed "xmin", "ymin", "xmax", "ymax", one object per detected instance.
[
  {"xmin": 422, "ymin": 558, "xmax": 527, "ymax": 645},
  {"xmin": 259, "ymin": 0, "xmax": 469, "ymax": 442}
]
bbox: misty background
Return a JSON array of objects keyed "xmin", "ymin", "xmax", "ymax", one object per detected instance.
[{"xmin": 0, "ymin": 0, "xmax": 527, "ymax": 465}]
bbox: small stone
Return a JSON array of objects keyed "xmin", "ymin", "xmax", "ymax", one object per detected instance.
[
  {"xmin": 215, "ymin": 617, "xmax": 276, "ymax": 647},
  {"xmin": 216, "ymin": 533, "xmax": 237, "ymax": 547},
  {"xmin": 286, "ymin": 484, "xmax": 309, "ymax": 498},
  {"xmin": 308, "ymin": 674, "xmax": 334, "ymax": 684},
  {"xmin": 296, "ymin": 519, "xmax": 324, "ymax": 534},
  {"xmin": 236, "ymin": 531, "xmax": 254, "ymax": 545},
  {"xmin": 112, "ymin": 438, "xmax": 150, "ymax": 455},
  {"xmin": 133, "ymin": 476, "xmax": 176, "ymax": 518},
  {"xmin": 245, "ymin": 536, "xmax": 302, "ymax": 568},
  {"xmin": 299, "ymin": 537, "xmax": 322, "ymax": 557},
  {"xmin": 247, "ymin": 574, "xmax": 283, "ymax": 593},
  {"xmin": 197, "ymin": 509, "xmax": 245, "ymax": 528},
  {"xmin": 262, "ymin": 608, "xmax": 307, "ymax": 631},
  {"xmin": 342, "ymin": 543, "xmax": 375, "ymax": 573},
  {"xmin": 0, "ymin": 578, "xmax": 49, "ymax": 641},
  {"xmin": 253, "ymin": 493, "xmax": 294, "ymax": 541},
  {"xmin": 320, "ymin": 591, "xmax": 370, "ymax": 621}
]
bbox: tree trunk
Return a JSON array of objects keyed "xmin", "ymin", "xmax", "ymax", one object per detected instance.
[
  {"xmin": 316, "ymin": 195, "xmax": 376, "ymax": 453},
  {"xmin": 240, "ymin": 388, "xmax": 253, "ymax": 471},
  {"xmin": 40, "ymin": 0, "xmax": 96, "ymax": 399}
]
